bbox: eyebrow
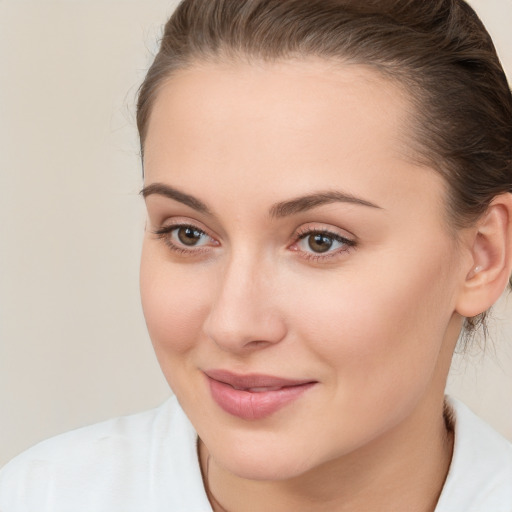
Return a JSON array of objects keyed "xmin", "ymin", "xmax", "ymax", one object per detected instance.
[
  {"xmin": 141, "ymin": 183, "xmax": 211, "ymax": 215},
  {"xmin": 269, "ymin": 191, "xmax": 382, "ymax": 218},
  {"xmin": 140, "ymin": 183, "xmax": 382, "ymax": 218}
]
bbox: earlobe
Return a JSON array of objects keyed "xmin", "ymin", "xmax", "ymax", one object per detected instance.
[{"xmin": 455, "ymin": 193, "xmax": 512, "ymax": 318}]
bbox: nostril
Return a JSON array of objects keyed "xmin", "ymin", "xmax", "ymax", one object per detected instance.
[{"xmin": 246, "ymin": 339, "xmax": 273, "ymax": 349}]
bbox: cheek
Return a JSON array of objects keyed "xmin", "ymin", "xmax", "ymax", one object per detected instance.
[
  {"xmin": 276, "ymin": 253, "xmax": 457, "ymax": 451},
  {"xmin": 286, "ymin": 244, "xmax": 456, "ymax": 390},
  {"xmin": 140, "ymin": 242, "xmax": 210, "ymax": 356}
]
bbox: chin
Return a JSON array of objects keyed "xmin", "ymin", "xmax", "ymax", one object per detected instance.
[
  {"xmin": 210, "ymin": 439, "xmax": 322, "ymax": 482},
  {"xmin": 224, "ymin": 460, "xmax": 310, "ymax": 482}
]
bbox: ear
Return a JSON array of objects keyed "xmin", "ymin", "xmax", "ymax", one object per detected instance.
[{"xmin": 455, "ymin": 193, "xmax": 512, "ymax": 318}]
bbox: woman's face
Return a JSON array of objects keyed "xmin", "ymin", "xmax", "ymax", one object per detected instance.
[{"xmin": 140, "ymin": 59, "xmax": 467, "ymax": 480}]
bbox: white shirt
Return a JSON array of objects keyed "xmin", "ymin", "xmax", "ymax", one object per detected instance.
[{"xmin": 0, "ymin": 396, "xmax": 511, "ymax": 511}]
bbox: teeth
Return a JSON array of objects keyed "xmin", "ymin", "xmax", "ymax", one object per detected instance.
[
  {"xmin": 248, "ymin": 386, "xmax": 282, "ymax": 392},
  {"xmin": 232, "ymin": 385, "xmax": 282, "ymax": 392}
]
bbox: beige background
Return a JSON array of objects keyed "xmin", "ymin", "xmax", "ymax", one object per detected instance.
[{"xmin": 0, "ymin": 0, "xmax": 511, "ymax": 467}]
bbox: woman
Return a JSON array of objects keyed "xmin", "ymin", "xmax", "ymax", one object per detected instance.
[{"xmin": 1, "ymin": 0, "xmax": 511, "ymax": 510}]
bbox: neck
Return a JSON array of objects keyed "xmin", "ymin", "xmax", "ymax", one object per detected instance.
[{"xmin": 199, "ymin": 394, "xmax": 454, "ymax": 512}]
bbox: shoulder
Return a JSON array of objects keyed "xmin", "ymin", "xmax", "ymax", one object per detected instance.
[
  {"xmin": 436, "ymin": 396, "xmax": 512, "ymax": 512},
  {"xmin": 0, "ymin": 395, "xmax": 212, "ymax": 512}
]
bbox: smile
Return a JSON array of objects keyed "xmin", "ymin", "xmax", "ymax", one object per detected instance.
[{"xmin": 203, "ymin": 369, "xmax": 317, "ymax": 420}]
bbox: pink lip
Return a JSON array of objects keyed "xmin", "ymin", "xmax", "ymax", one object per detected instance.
[{"xmin": 203, "ymin": 369, "xmax": 317, "ymax": 421}]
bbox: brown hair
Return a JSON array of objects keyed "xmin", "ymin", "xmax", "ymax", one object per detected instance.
[{"xmin": 136, "ymin": 0, "xmax": 512, "ymax": 330}]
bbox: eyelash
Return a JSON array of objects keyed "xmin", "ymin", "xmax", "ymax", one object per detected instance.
[
  {"xmin": 153, "ymin": 223, "xmax": 216, "ymax": 256},
  {"xmin": 294, "ymin": 227, "xmax": 356, "ymax": 262},
  {"xmin": 152, "ymin": 223, "xmax": 356, "ymax": 261}
]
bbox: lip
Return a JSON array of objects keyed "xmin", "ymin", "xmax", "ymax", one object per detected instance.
[{"xmin": 203, "ymin": 369, "xmax": 317, "ymax": 420}]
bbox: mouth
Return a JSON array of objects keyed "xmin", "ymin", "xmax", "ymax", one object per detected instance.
[
  {"xmin": 203, "ymin": 369, "xmax": 317, "ymax": 420},
  {"xmin": 232, "ymin": 385, "xmax": 284, "ymax": 392}
]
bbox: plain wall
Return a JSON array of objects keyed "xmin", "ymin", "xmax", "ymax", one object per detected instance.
[{"xmin": 1, "ymin": 0, "xmax": 511, "ymax": 467}]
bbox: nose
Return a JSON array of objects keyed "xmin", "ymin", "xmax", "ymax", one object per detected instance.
[{"xmin": 202, "ymin": 252, "xmax": 287, "ymax": 354}]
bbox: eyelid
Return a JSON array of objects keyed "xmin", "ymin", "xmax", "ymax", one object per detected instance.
[
  {"xmin": 152, "ymin": 216, "xmax": 218, "ymax": 238},
  {"xmin": 289, "ymin": 223, "xmax": 357, "ymax": 261},
  {"xmin": 151, "ymin": 218, "xmax": 220, "ymax": 255},
  {"xmin": 294, "ymin": 222, "xmax": 356, "ymax": 242}
]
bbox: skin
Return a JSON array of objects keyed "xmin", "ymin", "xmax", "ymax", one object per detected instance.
[{"xmin": 140, "ymin": 59, "xmax": 479, "ymax": 511}]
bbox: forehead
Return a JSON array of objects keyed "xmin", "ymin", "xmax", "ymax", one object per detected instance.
[
  {"xmin": 145, "ymin": 58, "xmax": 414, "ymax": 166},
  {"xmin": 143, "ymin": 58, "xmax": 446, "ymax": 224}
]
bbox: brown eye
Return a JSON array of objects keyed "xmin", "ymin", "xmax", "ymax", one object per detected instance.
[
  {"xmin": 308, "ymin": 234, "xmax": 334, "ymax": 253},
  {"xmin": 177, "ymin": 227, "xmax": 204, "ymax": 246},
  {"xmin": 295, "ymin": 229, "xmax": 355, "ymax": 259}
]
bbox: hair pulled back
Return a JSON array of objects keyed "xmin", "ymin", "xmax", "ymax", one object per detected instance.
[{"xmin": 137, "ymin": 0, "xmax": 512, "ymax": 329}]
